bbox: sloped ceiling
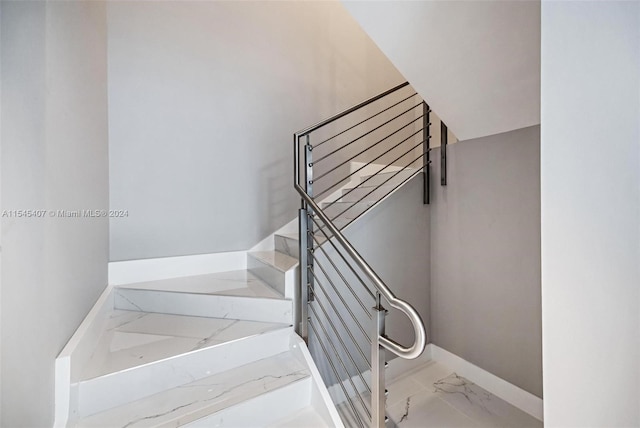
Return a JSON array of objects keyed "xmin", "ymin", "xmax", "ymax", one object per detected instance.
[{"xmin": 342, "ymin": 1, "xmax": 540, "ymax": 141}]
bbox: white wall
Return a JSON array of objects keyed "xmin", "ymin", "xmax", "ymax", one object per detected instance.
[
  {"xmin": 342, "ymin": 0, "xmax": 541, "ymax": 141},
  {"xmin": 541, "ymin": 1, "xmax": 639, "ymax": 426},
  {"xmin": 0, "ymin": 2, "xmax": 109, "ymax": 426},
  {"xmin": 430, "ymin": 125, "xmax": 542, "ymax": 398},
  {"xmin": 107, "ymin": 1, "xmax": 405, "ymax": 261}
]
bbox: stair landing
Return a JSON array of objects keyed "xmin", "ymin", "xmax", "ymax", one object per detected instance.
[{"xmin": 82, "ymin": 310, "xmax": 288, "ymax": 380}]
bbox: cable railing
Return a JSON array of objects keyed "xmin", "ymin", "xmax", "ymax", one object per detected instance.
[{"xmin": 293, "ymin": 82, "xmax": 432, "ymax": 427}]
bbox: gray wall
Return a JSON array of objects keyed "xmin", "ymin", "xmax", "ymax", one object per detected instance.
[
  {"xmin": 309, "ymin": 175, "xmax": 430, "ymax": 388},
  {"xmin": 541, "ymin": 2, "xmax": 639, "ymax": 426},
  {"xmin": 430, "ymin": 125, "xmax": 542, "ymax": 398},
  {"xmin": 1, "ymin": 2, "xmax": 109, "ymax": 426},
  {"xmin": 107, "ymin": 1, "xmax": 405, "ymax": 261},
  {"xmin": 346, "ymin": 176, "xmax": 430, "ymax": 346}
]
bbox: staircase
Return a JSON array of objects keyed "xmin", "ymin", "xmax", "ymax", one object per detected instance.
[
  {"xmin": 56, "ymin": 82, "xmax": 434, "ymax": 427},
  {"xmin": 54, "ymin": 240, "xmax": 342, "ymax": 427}
]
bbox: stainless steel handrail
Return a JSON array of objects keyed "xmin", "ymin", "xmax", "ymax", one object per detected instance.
[
  {"xmin": 296, "ymin": 82, "xmax": 410, "ymax": 136},
  {"xmin": 294, "ymin": 182, "xmax": 427, "ymax": 360}
]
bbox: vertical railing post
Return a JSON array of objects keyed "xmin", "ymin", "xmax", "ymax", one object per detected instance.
[
  {"xmin": 295, "ymin": 133, "xmax": 308, "ymax": 341},
  {"xmin": 422, "ymin": 102, "xmax": 431, "ymax": 204},
  {"xmin": 441, "ymin": 121, "xmax": 448, "ymax": 186},
  {"xmin": 305, "ymin": 135, "xmax": 315, "ymax": 301},
  {"xmin": 298, "ymin": 208, "xmax": 309, "ymax": 341},
  {"xmin": 371, "ymin": 292, "xmax": 387, "ymax": 428}
]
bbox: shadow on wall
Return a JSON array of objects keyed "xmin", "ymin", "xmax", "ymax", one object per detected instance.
[{"xmin": 259, "ymin": 157, "xmax": 294, "ymax": 235}]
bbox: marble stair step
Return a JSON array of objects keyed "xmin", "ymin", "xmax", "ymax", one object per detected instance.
[
  {"xmin": 359, "ymin": 168, "xmax": 418, "ymax": 187},
  {"xmin": 340, "ymin": 183, "xmax": 396, "ymax": 203},
  {"xmin": 267, "ymin": 406, "xmax": 333, "ymax": 428},
  {"xmin": 76, "ymin": 312, "xmax": 292, "ymax": 418},
  {"xmin": 114, "ymin": 272, "xmax": 293, "ymax": 325},
  {"xmin": 319, "ymin": 200, "xmax": 375, "ymax": 220},
  {"xmin": 117, "ymin": 270, "xmax": 283, "ymax": 299},
  {"xmin": 275, "ymin": 232, "xmax": 299, "ymax": 259},
  {"xmin": 76, "ymin": 351, "xmax": 311, "ymax": 427},
  {"xmin": 247, "ymin": 251, "xmax": 298, "ymax": 298},
  {"xmin": 311, "ymin": 216, "xmax": 350, "ymax": 231}
]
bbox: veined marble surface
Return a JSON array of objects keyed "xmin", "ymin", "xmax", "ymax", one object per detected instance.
[
  {"xmin": 274, "ymin": 233, "xmax": 299, "ymax": 260},
  {"xmin": 249, "ymin": 250, "xmax": 298, "ymax": 273},
  {"xmin": 77, "ymin": 352, "xmax": 310, "ymax": 427},
  {"xmin": 386, "ymin": 361, "xmax": 542, "ymax": 428},
  {"xmin": 81, "ymin": 310, "xmax": 288, "ymax": 380},
  {"xmin": 116, "ymin": 270, "xmax": 282, "ymax": 299}
]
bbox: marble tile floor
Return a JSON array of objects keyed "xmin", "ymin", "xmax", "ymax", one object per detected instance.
[
  {"xmin": 77, "ymin": 351, "xmax": 310, "ymax": 427},
  {"xmin": 81, "ymin": 310, "xmax": 288, "ymax": 380},
  {"xmin": 338, "ymin": 361, "xmax": 542, "ymax": 428},
  {"xmin": 116, "ymin": 270, "xmax": 283, "ymax": 299}
]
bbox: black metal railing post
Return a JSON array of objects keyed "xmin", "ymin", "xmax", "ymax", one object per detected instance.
[
  {"xmin": 441, "ymin": 121, "xmax": 448, "ymax": 186},
  {"xmin": 423, "ymin": 102, "xmax": 431, "ymax": 204}
]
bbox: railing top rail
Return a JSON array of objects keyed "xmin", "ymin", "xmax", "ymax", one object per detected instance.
[
  {"xmin": 294, "ymin": 183, "xmax": 427, "ymax": 360},
  {"xmin": 295, "ymin": 81, "xmax": 410, "ymax": 137}
]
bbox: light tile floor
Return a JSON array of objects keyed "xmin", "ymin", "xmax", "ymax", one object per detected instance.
[
  {"xmin": 388, "ymin": 361, "xmax": 542, "ymax": 428},
  {"xmin": 338, "ymin": 361, "xmax": 542, "ymax": 428}
]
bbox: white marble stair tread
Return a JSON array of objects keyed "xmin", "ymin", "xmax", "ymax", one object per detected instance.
[
  {"xmin": 360, "ymin": 168, "xmax": 418, "ymax": 187},
  {"xmin": 276, "ymin": 232, "xmax": 298, "ymax": 241},
  {"xmin": 81, "ymin": 310, "xmax": 289, "ymax": 380},
  {"xmin": 312, "ymin": 217, "xmax": 350, "ymax": 232},
  {"xmin": 248, "ymin": 250, "xmax": 298, "ymax": 272},
  {"xmin": 76, "ymin": 351, "xmax": 310, "ymax": 427},
  {"xmin": 320, "ymin": 200, "xmax": 375, "ymax": 220},
  {"xmin": 116, "ymin": 270, "xmax": 282, "ymax": 299},
  {"xmin": 267, "ymin": 406, "xmax": 332, "ymax": 428},
  {"xmin": 340, "ymin": 183, "xmax": 395, "ymax": 203}
]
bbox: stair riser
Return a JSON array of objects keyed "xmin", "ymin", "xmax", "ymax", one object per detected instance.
[
  {"xmin": 247, "ymin": 254, "xmax": 286, "ymax": 295},
  {"xmin": 360, "ymin": 170, "xmax": 417, "ymax": 187},
  {"xmin": 185, "ymin": 377, "xmax": 312, "ymax": 427},
  {"xmin": 275, "ymin": 235, "xmax": 299, "ymax": 259},
  {"xmin": 76, "ymin": 327, "xmax": 293, "ymax": 418},
  {"xmin": 319, "ymin": 202, "xmax": 373, "ymax": 220},
  {"xmin": 114, "ymin": 288, "xmax": 292, "ymax": 324},
  {"xmin": 340, "ymin": 185, "xmax": 395, "ymax": 203}
]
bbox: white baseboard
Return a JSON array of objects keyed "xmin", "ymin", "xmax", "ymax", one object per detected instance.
[
  {"xmin": 386, "ymin": 346, "xmax": 434, "ymax": 381},
  {"xmin": 428, "ymin": 344, "xmax": 543, "ymax": 422},
  {"xmin": 325, "ymin": 344, "xmax": 542, "ymax": 422},
  {"xmin": 108, "ymin": 251, "xmax": 246, "ymax": 285}
]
